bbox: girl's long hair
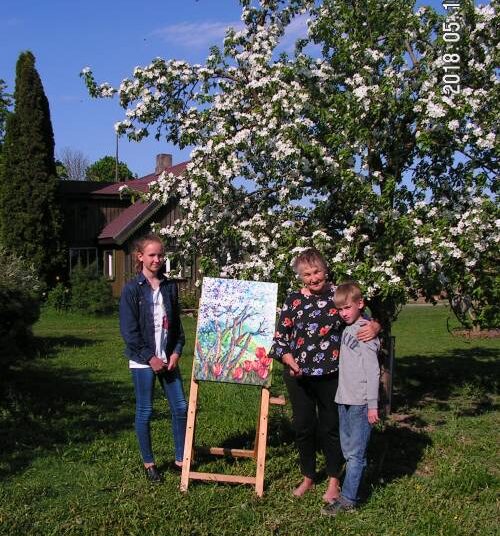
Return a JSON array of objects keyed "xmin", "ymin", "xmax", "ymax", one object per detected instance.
[{"xmin": 132, "ymin": 233, "xmax": 164, "ymax": 274}]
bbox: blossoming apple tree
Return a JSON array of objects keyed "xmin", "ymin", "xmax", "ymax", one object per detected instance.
[{"xmin": 82, "ymin": 0, "xmax": 498, "ymax": 331}]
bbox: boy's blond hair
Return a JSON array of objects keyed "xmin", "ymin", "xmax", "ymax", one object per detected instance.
[{"xmin": 334, "ymin": 281, "xmax": 363, "ymax": 307}]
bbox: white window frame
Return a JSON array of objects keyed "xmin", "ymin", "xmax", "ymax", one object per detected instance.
[
  {"xmin": 103, "ymin": 250, "xmax": 116, "ymax": 280},
  {"xmin": 69, "ymin": 247, "xmax": 98, "ymax": 273}
]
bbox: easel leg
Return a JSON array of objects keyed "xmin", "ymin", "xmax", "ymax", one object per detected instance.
[
  {"xmin": 180, "ymin": 372, "xmax": 199, "ymax": 493},
  {"xmin": 255, "ymin": 387, "xmax": 270, "ymax": 497}
]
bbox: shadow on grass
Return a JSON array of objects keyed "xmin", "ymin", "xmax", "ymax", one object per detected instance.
[
  {"xmin": 35, "ymin": 335, "xmax": 97, "ymax": 358},
  {"xmin": 355, "ymin": 345, "xmax": 499, "ymax": 500},
  {"xmin": 363, "ymin": 424, "xmax": 432, "ymax": 499},
  {"xmin": 188, "ymin": 346, "xmax": 499, "ymax": 491},
  {"xmin": 184, "ymin": 405, "xmax": 295, "ymax": 476},
  {"xmin": 188, "ymin": 411, "xmax": 432, "ymax": 501},
  {"xmin": 0, "ymin": 336, "xmax": 132, "ymax": 480},
  {"xmin": 393, "ymin": 347, "xmax": 499, "ymax": 415}
]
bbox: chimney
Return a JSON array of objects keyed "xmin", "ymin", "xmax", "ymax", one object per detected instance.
[{"xmin": 155, "ymin": 153, "xmax": 173, "ymax": 174}]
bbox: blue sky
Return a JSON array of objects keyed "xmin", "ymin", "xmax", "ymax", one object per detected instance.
[{"xmin": 1, "ymin": 0, "xmax": 447, "ymax": 177}]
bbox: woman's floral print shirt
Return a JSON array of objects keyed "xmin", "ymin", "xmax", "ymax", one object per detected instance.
[{"xmin": 270, "ymin": 285, "xmax": 344, "ymax": 376}]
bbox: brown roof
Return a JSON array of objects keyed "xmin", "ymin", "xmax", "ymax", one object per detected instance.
[
  {"xmin": 59, "ymin": 161, "xmax": 188, "ymax": 197},
  {"xmin": 98, "ymin": 200, "xmax": 161, "ymax": 245},
  {"xmin": 98, "ymin": 161, "xmax": 188, "ymax": 195},
  {"xmin": 95, "ymin": 161, "xmax": 188, "ymax": 245}
]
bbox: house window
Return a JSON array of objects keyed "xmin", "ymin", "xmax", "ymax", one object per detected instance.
[
  {"xmin": 164, "ymin": 255, "xmax": 172, "ymax": 274},
  {"xmin": 103, "ymin": 250, "xmax": 115, "ymax": 280},
  {"xmin": 69, "ymin": 247, "xmax": 98, "ymax": 272},
  {"xmin": 182, "ymin": 256, "xmax": 194, "ymax": 279},
  {"xmin": 125, "ymin": 252, "xmax": 134, "ymax": 280},
  {"xmin": 162, "ymin": 253, "xmax": 193, "ymax": 279}
]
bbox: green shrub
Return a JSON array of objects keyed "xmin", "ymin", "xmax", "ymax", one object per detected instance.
[
  {"xmin": 46, "ymin": 282, "xmax": 71, "ymax": 311},
  {"xmin": 69, "ymin": 263, "xmax": 115, "ymax": 315},
  {"xmin": 179, "ymin": 289, "xmax": 199, "ymax": 310},
  {"xmin": 0, "ymin": 247, "xmax": 41, "ymax": 368}
]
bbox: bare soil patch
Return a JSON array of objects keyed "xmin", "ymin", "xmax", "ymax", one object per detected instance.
[{"xmin": 452, "ymin": 328, "xmax": 500, "ymax": 339}]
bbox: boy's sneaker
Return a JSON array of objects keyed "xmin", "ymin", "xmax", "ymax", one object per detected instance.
[
  {"xmin": 321, "ymin": 499, "xmax": 355, "ymax": 517},
  {"xmin": 144, "ymin": 465, "xmax": 162, "ymax": 483}
]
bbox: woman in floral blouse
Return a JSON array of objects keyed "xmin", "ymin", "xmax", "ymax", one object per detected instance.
[{"xmin": 270, "ymin": 248, "xmax": 379, "ymax": 502}]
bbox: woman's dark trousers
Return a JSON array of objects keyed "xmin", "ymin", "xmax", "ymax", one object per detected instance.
[{"xmin": 284, "ymin": 372, "xmax": 343, "ymax": 479}]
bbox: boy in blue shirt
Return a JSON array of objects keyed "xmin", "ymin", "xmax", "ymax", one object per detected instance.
[{"xmin": 321, "ymin": 281, "xmax": 380, "ymax": 516}]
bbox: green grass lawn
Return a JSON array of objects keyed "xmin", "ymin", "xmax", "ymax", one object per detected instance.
[{"xmin": 0, "ymin": 305, "xmax": 498, "ymax": 536}]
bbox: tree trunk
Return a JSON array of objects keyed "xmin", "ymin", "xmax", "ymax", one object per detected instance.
[
  {"xmin": 379, "ymin": 332, "xmax": 395, "ymax": 416},
  {"xmin": 368, "ymin": 298, "xmax": 395, "ymax": 415}
]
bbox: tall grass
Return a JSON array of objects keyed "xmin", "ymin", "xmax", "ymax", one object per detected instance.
[{"xmin": 0, "ymin": 305, "xmax": 498, "ymax": 536}]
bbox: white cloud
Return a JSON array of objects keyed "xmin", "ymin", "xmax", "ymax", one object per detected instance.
[
  {"xmin": 279, "ymin": 13, "xmax": 309, "ymax": 51},
  {"xmin": 152, "ymin": 13, "xmax": 313, "ymax": 55},
  {"xmin": 152, "ymin": 20, "xmax": 242, "ymax": 49}
]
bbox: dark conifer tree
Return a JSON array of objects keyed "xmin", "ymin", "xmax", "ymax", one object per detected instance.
[{"xmin": 0, "ymin": 51, "xmax": 64, "ymax": 284}]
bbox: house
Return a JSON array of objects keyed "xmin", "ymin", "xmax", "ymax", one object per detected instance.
[{"xmin": 58, "ymin": 154, "xmax": 199, "ymax": 297}]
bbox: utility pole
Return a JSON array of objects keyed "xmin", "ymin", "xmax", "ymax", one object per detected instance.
[{"xmin": 115, "ymin": 132, "xmax": 119, "ymax": 182}]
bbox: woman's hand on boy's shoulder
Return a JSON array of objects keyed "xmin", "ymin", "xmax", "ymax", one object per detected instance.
[{"xmin": 356, "ymin": 319, "xmax": 381, "ymax": 342}]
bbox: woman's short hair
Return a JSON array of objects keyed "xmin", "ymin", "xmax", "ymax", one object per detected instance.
[{"xmin": 292, "ymin": 247, "xmax": 328, "ymax": 274}]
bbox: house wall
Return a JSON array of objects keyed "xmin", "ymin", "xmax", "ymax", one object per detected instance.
[
  {"xmin": 58, "ymin": 179, "xmax": 200, "ymax": 301},
  {"xmin": 62, "ymin": 197, "xmax": 128, "ymax": 248},
  {"xmin": 117, "ymin": 249, "xmax": 127, "ymax": 296},
  {"xmin": 120, "ymin": 200, "xmax": 200, "ymax": 297}
]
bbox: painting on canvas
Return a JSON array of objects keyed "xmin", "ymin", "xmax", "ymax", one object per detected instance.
[{"xmin": 194, "ymin": 277, "xmax": 278, "ymax": 386}]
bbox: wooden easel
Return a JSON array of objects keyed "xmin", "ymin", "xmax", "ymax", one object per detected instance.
[{"xmin": 180, "ymin": 369, "xmax": 285, "ymax": 497}]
